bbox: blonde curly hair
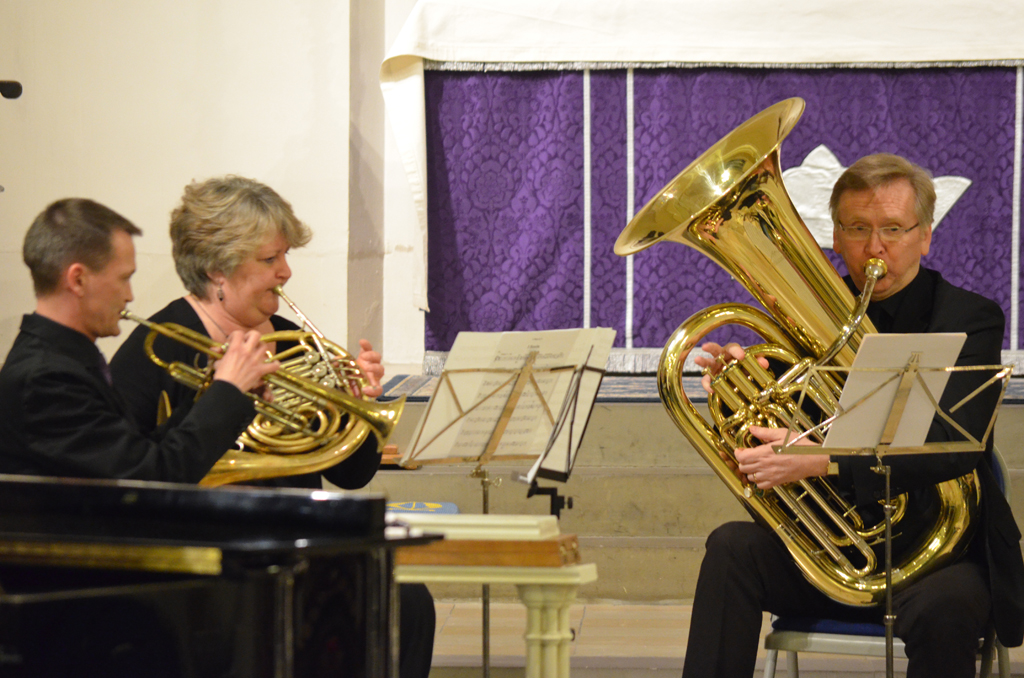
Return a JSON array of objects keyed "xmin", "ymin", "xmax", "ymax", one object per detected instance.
[{"xmin": 170, "ymin": 175, "xmax": 312, "ymax": 298}]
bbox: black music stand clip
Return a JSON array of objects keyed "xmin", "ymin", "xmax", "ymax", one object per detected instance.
[{"xmin": 525, "ymin": 480, "xmax": 574, "ymax": 518}]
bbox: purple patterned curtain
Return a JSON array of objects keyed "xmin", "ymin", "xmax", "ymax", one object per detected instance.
[
  {"xmin": 425, "ymin": 67, "xmax": 1018, "ymax": 352},
  {"xmin": 426, "ymin": 71, "xmax": 586, "ymax": 349}
]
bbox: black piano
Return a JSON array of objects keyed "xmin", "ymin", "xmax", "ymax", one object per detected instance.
[{"xmin": 0, "ymin": 475, "xmax": 415, "ymax": 678}]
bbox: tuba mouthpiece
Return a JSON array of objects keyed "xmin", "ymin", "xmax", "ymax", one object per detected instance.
[{"xmin": 863, "ymin": 258, "xmax": 888, "ymax": 283}]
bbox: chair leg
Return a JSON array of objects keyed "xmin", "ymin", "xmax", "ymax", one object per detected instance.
[
  {"xmin": 763, "ymin": 648, "xmax": 778, "ymax": 678},
  {"xmin": 978, "ymin": 626, "xmax": 1010, "ymax": 678},
  {"xmin": 997, "ymin": 640, "xmax": 1010, "ymax": 678},
  {"xmin": 980, "ymin": 629, "xmax": 995, "ymax": 678},
  {"xmin": 786, "ymin": 650, "xmax": 799, "ymax": 678}
]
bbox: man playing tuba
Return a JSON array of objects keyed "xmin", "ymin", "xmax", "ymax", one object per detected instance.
[{"xmin": 683, "ymin": 154, "xmax": 1024, "ymax": 678}]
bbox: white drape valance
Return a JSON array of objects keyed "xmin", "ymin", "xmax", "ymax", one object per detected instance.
[{"xmin": 380, "ymin": 0, "xmax": 1024, "ymax": 309}]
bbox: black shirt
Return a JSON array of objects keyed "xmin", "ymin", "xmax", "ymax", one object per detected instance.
[
  {"xmin": 0, "ymin": 313, "xmax": 254, "ymax": 482},
  {"xmin": 849, "ymin": 265, "xmax": 935, "ymax": 335},
  {"xmin": 110, "ymin": 298, "xmax": 382, "ymax": 490}
]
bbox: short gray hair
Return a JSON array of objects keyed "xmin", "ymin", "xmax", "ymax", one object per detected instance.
[{"xmin": 830, "ymin": 153, "xmax": 936, "ymax": 227}]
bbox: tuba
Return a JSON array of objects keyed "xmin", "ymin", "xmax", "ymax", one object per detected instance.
[
  {"xmin": 614, "ymin": 97, "xmax": 979, "ymax": 606},
  {"xmin": 122, "ymin": 287, "xmax": 405, "ymax": 487}
]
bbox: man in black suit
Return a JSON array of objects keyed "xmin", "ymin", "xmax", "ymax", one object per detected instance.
[
  {"xmin": 684, "ymin": 154, "xmax": 1024, "ymax": 678},
  {"xmin": 0, "ymin": 198, "xmax": 278, "ymax": 481}
]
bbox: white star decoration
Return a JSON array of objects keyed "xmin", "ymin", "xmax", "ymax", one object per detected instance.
[{"xmin": 782, "ymin": 145, "xmax": 972, "ymax": 250}]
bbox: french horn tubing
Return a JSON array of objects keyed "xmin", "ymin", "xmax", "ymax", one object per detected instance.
[
  {"xmin": 614, "ymin": 97, "xmax": 979, "ymax": 606},
  {"xmin": 122, "ymin": 288, "xmax": 404, "ymax": 487}
]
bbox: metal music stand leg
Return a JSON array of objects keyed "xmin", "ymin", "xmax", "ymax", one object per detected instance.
[
  {"xmin": 270, "ymin": 560, "xmax": 306, "ymax": 678},
  {"xmin": 873, "ymin": 455, "xmax": 895, "ymax": 678},
  {"xmin": 472, "ymin": 467, "xmax": 501, "ymax": 678}
]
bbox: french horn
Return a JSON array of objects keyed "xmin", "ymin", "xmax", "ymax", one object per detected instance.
[
  {"xmin": 122, "ymin": 286, "xmax": 404, "ymax": 486},
  {"xmin": 614, "ymin": 97, "xmax": 979, "ymax": 606}
]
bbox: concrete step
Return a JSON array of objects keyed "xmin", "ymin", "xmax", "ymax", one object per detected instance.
[
  {"xmin": 363, "ymin": 399, "xmax": 1024, "ymax": 603},
  {"xmin": 365, "ymin": 398, "xmax": 747, "ymax": 601},
  {"xmin": 386, "ymin": 401, "xmax": 710, "ymax": 471},
  {"xmin": 386, "ymin": 400, "xmax": 1024, "ymax": 477},
  {"xmin": 370, "ymin": 465, "xmax": 748, "ymax": 538},
  {"xmin": 368, "ymin": 464, "xmax": 730, "ymax": 600},
  {"xmin": 388, "ymin": 398, "xmax": 1024, "ymax": 470}
]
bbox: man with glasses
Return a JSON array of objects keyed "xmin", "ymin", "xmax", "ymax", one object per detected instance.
[{"xmin": 683, "ymin": 154, "xmax": 1024, "ymax": 678}]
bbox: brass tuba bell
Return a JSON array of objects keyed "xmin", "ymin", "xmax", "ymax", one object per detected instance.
[
  {"xmin": 615, "ymin": 97, "xmax": 979, "ymax": 606},
  {"xmin": 122, "ymin": 288, "xmax": 404, "ymax": 487}
]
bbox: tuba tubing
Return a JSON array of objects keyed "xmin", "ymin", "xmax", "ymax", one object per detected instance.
[{"xmin": 615, "ymin": 97, "xmax": 979, "ymax": 606}]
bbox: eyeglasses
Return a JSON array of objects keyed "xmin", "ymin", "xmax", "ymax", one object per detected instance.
[{"xmin": 838, "ymin": 222, "xmax": 920, "ymax": 243}]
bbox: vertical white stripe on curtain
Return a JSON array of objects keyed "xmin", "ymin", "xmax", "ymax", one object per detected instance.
[
  {"xmin": 573, "ymin": 66, "xmax": 1024, "ymax": 353},
  {"xmin": 583, "ymin": 68, "xmax": 592, "ymax": 329},
  {"xmin": 625, "ymin": 67, "xmax": 636, "ymax": 349},
  {"xmin": 1013, "ymin": 66, "xmax": 1022, "ymax": 349}
]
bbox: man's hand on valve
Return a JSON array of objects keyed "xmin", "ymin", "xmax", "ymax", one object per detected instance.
[
  {"xmin": 694, "ymin": 342, "xmax": 771, "ymax": 395},
  {"xmin": 735, "ymin": 425, "xmax": 829, "ymax": 490}
]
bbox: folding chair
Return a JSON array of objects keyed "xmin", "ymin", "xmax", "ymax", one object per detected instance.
[{"xmin": 763, "ymin": 446, "xmax": 1013, "ymax": 678}]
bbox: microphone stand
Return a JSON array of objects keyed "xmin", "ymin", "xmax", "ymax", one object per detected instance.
[{"xmin": 0, "ymin": 80, "xmax": 20, "ymax": 194}]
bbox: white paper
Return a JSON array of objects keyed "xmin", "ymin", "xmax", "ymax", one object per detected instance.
[
  {"xmin": 402, "ymin": 328, "xmax": 615, "ymax": 466},
  {"xmin": 822, "ymin": 333, "xmax": 966, "ymax": 450}
]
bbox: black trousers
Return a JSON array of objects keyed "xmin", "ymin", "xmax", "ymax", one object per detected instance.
[
  {"xmin": 681, "ymin": 522, "xmax": 990, "ymax": 678},
  {"xmin": 399, "ymin": 583, "xmax": 436, "ymax": 678}
]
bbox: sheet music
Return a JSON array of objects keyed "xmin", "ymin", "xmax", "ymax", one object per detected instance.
[
  {"xmin": 525, "ymin": 331, "xmax": 613, "ymax": 482},
  {"xmin": 403, "ymin": 328, "xmax": 614, "ymax": 465},
  {"xmin": 822, "ymin": 332, "xmax": 965, "ymax": 449}
]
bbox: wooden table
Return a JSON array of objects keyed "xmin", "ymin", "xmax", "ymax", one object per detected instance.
[{"xmin": 391, "ymin": 513, "xmax": 597, "ymax": 678}]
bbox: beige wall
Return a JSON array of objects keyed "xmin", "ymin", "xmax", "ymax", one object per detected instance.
[
  {"xmin": 0, "ymin": 0, "xmax": 424, "ymax": 376},
  {"xmin": 0, "ymin": 0, "xmax": 355, "ymax": 360},
  {"xmin": 380, "ymin": 0, "xmax": 425, "ymax": 374},
  {"xmin": 348, "ymin": 0, "xmax": 387, "ymax": 353}
]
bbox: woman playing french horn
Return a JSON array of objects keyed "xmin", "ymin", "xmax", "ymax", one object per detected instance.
[
  {"xmin": 112, "ymin": 176, "xmax": 384, "ymax": 487},
  {"xmin": 109, "ymin": 175, "xmax": 435, "ymax": 678}
]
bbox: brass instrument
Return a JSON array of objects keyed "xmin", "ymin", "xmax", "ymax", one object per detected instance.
[
  {"xmin": 121, "ymin": 289, "xmax": 405, "ymax": 487},
  {"xmin": 614, "ymin": 97, "xmax": 979, "ymax": 606}
]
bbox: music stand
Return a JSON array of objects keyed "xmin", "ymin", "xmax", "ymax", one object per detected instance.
[
  {"xmin": 775, "ymin": 333, "xmax": 1011, "ymax": 678},
  {"xmin": 401, "ymin": 327, "xmax": 613, "ymax": 491},
  {"xmin": 515, "ymin": 341, "xmax": 611, "ymax": 516},
  {"xmin": 400, "ymin": 327, "xmax": 614, "ymax": 677}
]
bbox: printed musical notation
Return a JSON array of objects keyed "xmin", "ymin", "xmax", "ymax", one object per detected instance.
[{"xmin": 402, "ymin": 328, "xmax": 614, "ymax": 468}]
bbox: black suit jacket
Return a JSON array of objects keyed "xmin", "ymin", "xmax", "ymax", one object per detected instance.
[
  {"xmin": 928, "ymin": 277, "xmax": 1024, "ymax": 647},
  {"xmin": 110, "ymin": 298, "xmax": 382, "ymax": 490},
  {"xmin": 0, "ymin": 313, "xmax": 255, "ymax": 482},
  {"xmin": 837, "ymin": 268, "xmax": 1024, "ymax": 646}
]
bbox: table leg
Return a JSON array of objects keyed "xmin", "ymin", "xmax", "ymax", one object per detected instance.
[{"xmin": 516, "ymin": 583, "xmax": 579, "ymax": 678}]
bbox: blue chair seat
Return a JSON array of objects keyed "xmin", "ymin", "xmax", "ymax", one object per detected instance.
[
  {"xmin": 764, "ymin": 615, "xmax": 1006, "ymax": 677},
  {"xmin": 771, "ymin": 616, "xmax": 886, "ymax": 637}
]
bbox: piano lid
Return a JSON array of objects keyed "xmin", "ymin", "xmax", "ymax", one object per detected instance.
[{"xmin": 0, "ymin": 475, "xmax": 387, "ymax": 571}]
